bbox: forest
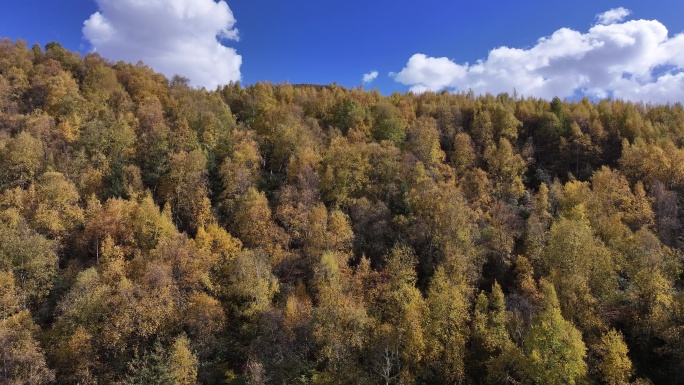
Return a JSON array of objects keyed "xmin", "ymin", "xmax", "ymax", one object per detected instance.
[{"xmin": 0, "ymin": 38, "xmax": 683, "ymax": 385}]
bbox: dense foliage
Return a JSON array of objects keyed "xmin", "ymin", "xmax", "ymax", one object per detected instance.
[{"xmin": 1, "ymin": 38, "xmax": 683, "ymax": 385}]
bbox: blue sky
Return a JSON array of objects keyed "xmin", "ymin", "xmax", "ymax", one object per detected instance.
[{"xmin": 2, "ymin": 1, "xmax": 684, "ymax": 101}]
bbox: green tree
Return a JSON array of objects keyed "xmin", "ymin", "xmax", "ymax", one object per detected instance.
[
  {"xmin": 0, "ymin": 217, "xmax": 57, "ymax": 308},
  {"xmin": 408, "ymin": 168, "xmax": 480, "ymax": 281},
  {"xmin": 523, "ymin": 281, "xmax": 587, "ymax": 385},
  {"xmin": 213, "ymin": 249, "xmax": 279, "ymax": 319},
  {"xmin": 594, "ymin": 329, "xmax": 632, "ymax": 385},
  {"xmin": 330, "ymin": 96, "xmax": 367, "ymax": 134},
  {"xmin": 524, "ymin": 183, "xmax": 552, "ymax": 264},
  {"xmin": 452, "ymin": 132, "xmax": 477, "ymax": 178},
  {"xmin": 370, "ymin": 245, "xmax": 427, "ymax": 384},
  {"xmin": 38, "ymin": 59, "xmax": 85, "ymax": 137},
  {"xmin": 159, "ymin": 150, "xmax": 212, "ymax": 233},
  {"xmin": 124, "ymin": 338, "xmax": 197, "ymax": 385},
  {"xmin": 371, "ymin": 101, "xmax": 406, "ymax": 146},
  {"xmin": 543, "ymin": 216, "xmax": 614, "ymax": 331},
  {"xmin": 49, "ymin": 325, "xmax": 96, "ymax": 385},
  {"xmin": 423, "ymin": 266, "xmax": 470, "ymax": 384},
  {"xmin": 0, "ymin": 131, "xmax": 43, "ymax": 189},
  {"xmin": 558, "ymin": 121, "xmax": 597, "ymax": 179},
  {"xmin": 134, "ymin": 95, "xmax": 171, "ymax": 189},
  {"xmin": 320, "ymin": 136, "xmax": 371, "ymax": 208},
  {"xmin": 406, "ymin": 117, "xmax": 445, "ymax": 168},
  {"xmin": 470, "ymin": 282, "xmax": 522, "ymax": 385},
  {"xmin": 312, "ymin": 251, "xmax": 371, "ymax": 382},
  {"xmin": 76, "ymin": 114, "xmax": 136, "ymax": 197},
  {"xmin": 490, "ymin": 102, "xmax": 521, "ymax": 141},
  {"xmin": 168, "ymin": 335, "xmax": 199, "ymax": 385},
  {"xmin": 25, "ymin": 171, "xmax": 84, "ymax": 240},
  {"xmin": 231, "ymin": 187, "xmax": 289, "ymax": 257},
  {"xmin": 471, "ymin": 108, "xmax": 494, "ymax": 149},
  {"xmin": 484, "ymin": 138, "xmax": 526, "ymax": 201},
  {"xmin": 0, "ymin": 271, "xmax": 20, "ymax": 318},
  {"xmin": 218, "ymin": 128, "xmax": 262, "ymax": 216}
]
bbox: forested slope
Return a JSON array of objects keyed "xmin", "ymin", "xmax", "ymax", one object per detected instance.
[{"xmin": 1, "ymin": 38, "xmax": 683, "ymax": 384}]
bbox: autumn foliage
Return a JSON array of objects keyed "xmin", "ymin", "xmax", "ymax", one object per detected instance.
[{"xmin": 1, "ymin": 39, "xmax": 684, "ymax": 384}]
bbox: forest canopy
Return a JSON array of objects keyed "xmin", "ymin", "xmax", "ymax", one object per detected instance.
[{"xmin": 1, "ymin": 38, "xmax": 683, "ymax": 385}]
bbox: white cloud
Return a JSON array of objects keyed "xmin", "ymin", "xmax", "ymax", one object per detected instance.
[
  {"xmin": 596, "ymin": 7, "xmax": 631, "ymax": 25},
  {"xmin": 363, "ymin": 70, "xmax": 379, "ymax": 83},
  {"xmin": 83, "ymin": 0, "xmax": 241, "ymax": 89},
  {"xmin": 392, "ymin": 9, "xmax": 684, "ymax": 103}
]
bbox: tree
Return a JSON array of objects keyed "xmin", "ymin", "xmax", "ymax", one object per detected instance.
[
  {"xmin": 524, "ymin": 183, "xmax": 552, "ymax": 264},
  {"xmin": 470, "ymin": 282, "xmax": 522, "ymax": 385},
  {"xmin": 370, "ymin": 245, "xmax": 427, "ymax": 384},
  {"xmin": 301, "ymin": 204, "xmax": 354, "ymax": 262},
  {"xmin": 424, "ymin": 266, "xmax": 470, "ymax": 384},
  {"xmin": 50, "ymin": 257, "xmax": 179, "ymax": 383},
  {"xmin": 0, "ymin": 271, "xmax": 20, "ymax": 318},
  {"xmin": 38, "ymin": 59, "xmax": 85, "ymax": 137},
  {"xmin": 408, "ymin": 169, "xmax": 480, "ymax": 281},
  {"xmin": 182, "ymin": 292, "xmax": 225, "ymax": 353},
  {"xmin": 150, "ymin": 233, "xmax": 214, "ymax": 293},
  {"xmin": 0, "ymin": 131, "xmax": 43, "ymax": 189},
  {"xmin": 25, "ymin": 171, "xmax": 84, "ymax": 240},
  {"xmin": 490, "ymin": 102, "xmax": 521, "ymax": 141},
  {"xmin": 76, "ymin": 114, "xmax": 136, "ymax": 198},
  {"xmin": 586, "ymin": 167, "xmax": 653, "ymax": 243},
  {"xmin": 312, "ymin": 251, "xmax": 372, "ymax": 382},
  {"xmin": 558, "ymin": 121, "xmax": 597, "ymax": 179},
  {"xmin": 649, "ymin": 181, "xmax": 681, "ymax": 247},
  {"xmin": 484, "ymin": 138, "xmax": 526, "ymax": 201},
  {"xmin": 5, "ymin": 40, "xmax": 684, "ymax": 384},
  {"xmin": 452, "ymin": 132, "xmax": 477, "ymax": 178},
  {"xmin": 231, "ymin": 187, "xmax": 288, "ymax": 255},
  {"xmin": 320, "ymin": 136, "xmax": 371, "ymax": 208},
  {"xmin": 523, "ymin": 281, "xmax": 587, "ymax": 385},
  {"xmin": 210, "ymin": 248, "xmax": 279, "ymax": 373},
  {"xmin": 543, "ymin": 216, "xmax": 614, "ymax": 331},
  {"xmin": 219, "ymin": 128, "xmax": 262, "ymax": 216},
  {"xmin": 134, "ymin": 95, "xmax": 171, "ymax": 189},
  {"xmin": 213, "ymin": 249, "xmax": 279, "ymax": 319},
  {"xmin": 81, "ymin": 52, "xmax": 128, "ymax": 114},
  {"xmin": 0, "ymin": 310, "xmax": 55, "ymax": 385},
  {"xmin": 594, "ymin": 329, "xmax": 632, "ymax": 385},
  {"xmin": 80, "ymin": 194, "xmax": 176, "ymax": 259},
  {"xmin": 371, "ymin": 101, "xmax": 406, "ymax": 146},
  {"xmin": 195, "ymin": 223, "xmax": 242, "ymax": 265},
  {"xmin": 0, "ymin": 217, "xmax": 57, "ymax": 308},
  {"xmin": 159, "ymin": 149, "xmax": 212, "ymax": 233},
  {"xmin": 471, "ymin": 108, "xmax": 494, "ymax": 149},
  {"xmin": 168, "ymin": 335, "xmax": 199, "ymax": 385},
  {"xmin": 406, "ymin": 117, "xmax": 445, "ymax": 168},
  {"xmin": 246, "ymin": 289, "xmax": 316, "ymax": 384},
  {"xmin": 124, "ymin": 336, "xmax": 198, "ymax": 385},
  {"xmin": 330, "ymin": 96, "xmax": 367, "ymax": 134},
  {"xmin": 481, "ymin": 200, "xmax": 525, "ymax": 280},
  {"xmin": 49, "ymin": 325, "xmax": 96, "ymax": 385}
]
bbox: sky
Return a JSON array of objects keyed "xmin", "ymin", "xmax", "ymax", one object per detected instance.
[{"xmin": 2, "ymin": 1, "xmax": 684, "ymax": 102}]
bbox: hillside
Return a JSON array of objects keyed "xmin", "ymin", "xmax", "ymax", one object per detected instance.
[{"xmin": 1, "ymin": 38, "xmax": 683, "ymax": 384}]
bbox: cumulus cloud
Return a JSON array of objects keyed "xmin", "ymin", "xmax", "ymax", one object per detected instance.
[
  {"xmin": 83, "ymin": 0, "xmax": 241, "ymax": 89},
  {"xmin": 363, "ymin": 70, "xmax": 379, "ymax": 83},
  {"xmin": 392, "ymin": 9, "xmax": 684, "ymax": 103},
  {"xmin": 596, "ymin": 7, "xmax": 631, "ymax": 25}
]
